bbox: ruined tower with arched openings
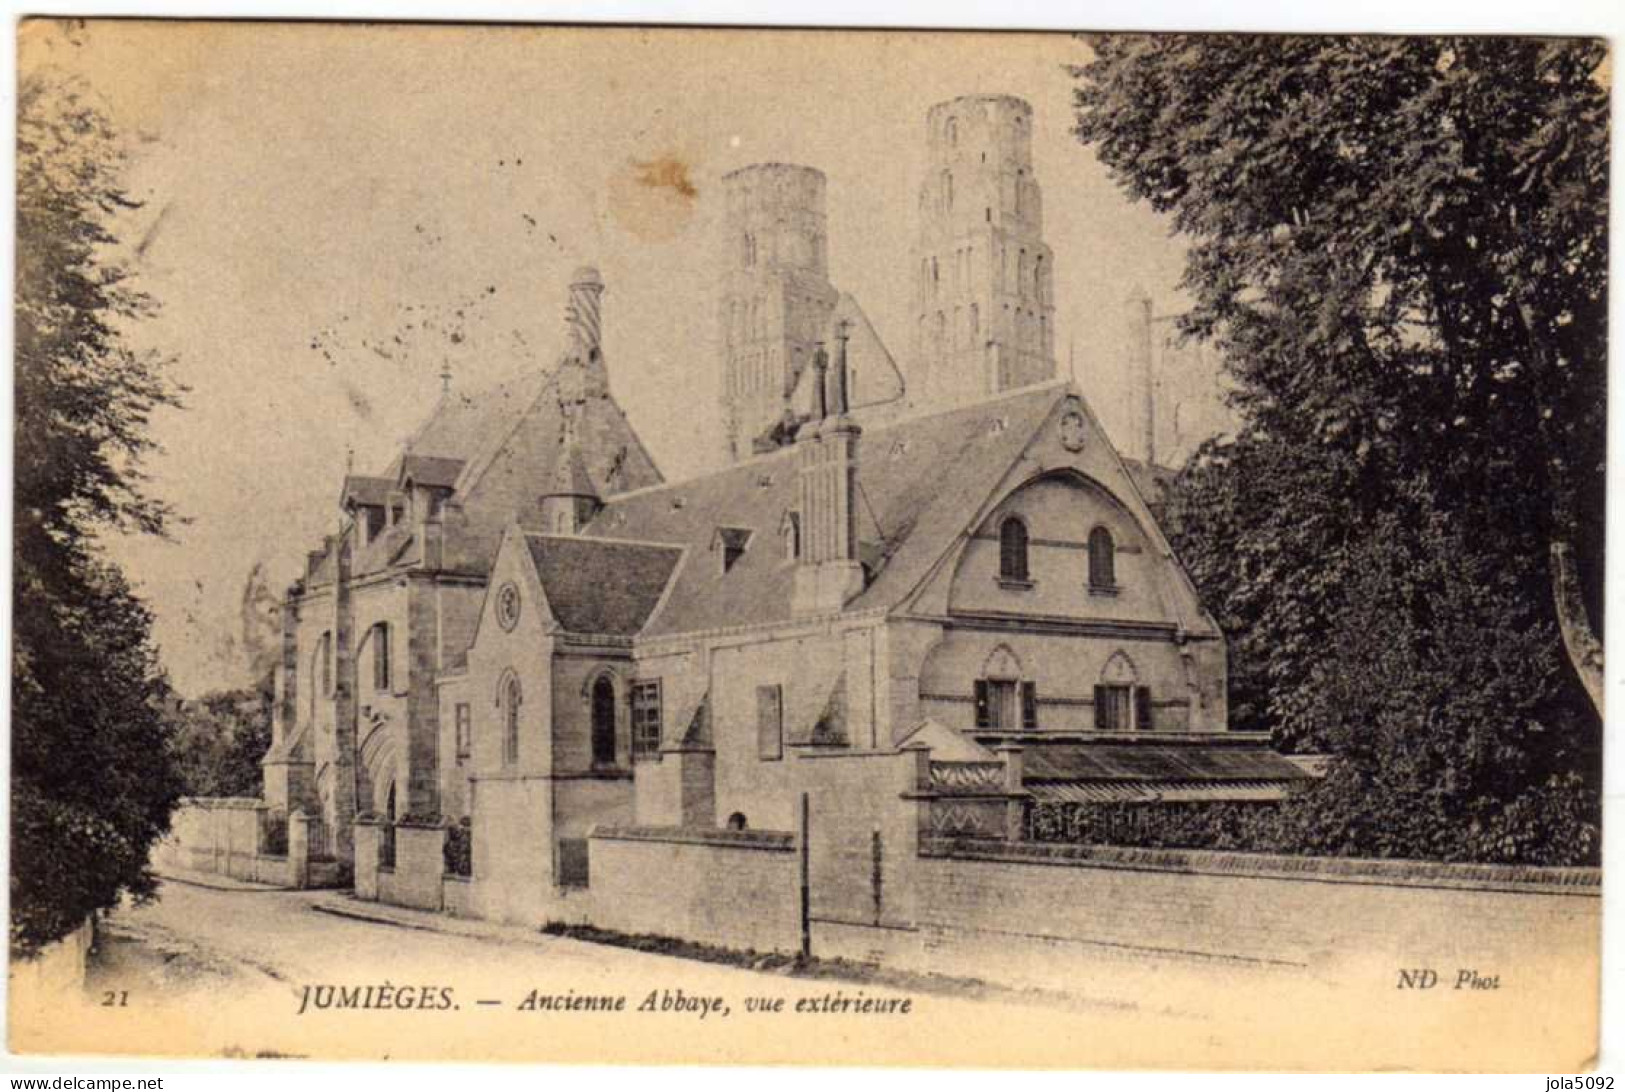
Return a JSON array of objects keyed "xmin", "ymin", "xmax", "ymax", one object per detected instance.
[
  {"xmin": 911, "ymin": 94, "xmax": 1056, "ymax": 413},
  {"xmin": 719, "ymin": 163, "xmax": 840, "ymax": 462}
]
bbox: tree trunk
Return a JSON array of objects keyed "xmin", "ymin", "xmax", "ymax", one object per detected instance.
[{"xmin": 1550, "ymin": 539, "xmax": 1604, "ymax": 717}]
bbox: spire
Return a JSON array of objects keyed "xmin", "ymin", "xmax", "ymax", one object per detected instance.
[
  {"xmin": 539, "ymin": 428, "xmax": 601, "ymax": 536},
  {"xmin": 832, "ymin": 319, "xmax": 853, "ymax": 417},
  {"xmin": 811, "ymin": 342, "xmax": 830, "ymax": 421}
]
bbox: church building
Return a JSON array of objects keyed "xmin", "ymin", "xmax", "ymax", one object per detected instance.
[{"xmin": 255, "ymin": 94, "xmax": 1309, "ymax": 927}]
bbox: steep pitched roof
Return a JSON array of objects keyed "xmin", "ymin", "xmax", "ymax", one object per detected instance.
[
  {"xmin": 399, "ymin": 454, "xmax": 466, "ymax": 489},
  {"xmin": 397, "ymin": 372, "xmax": 547, "ymax": 469},
  {"xmin": 547, "ymin": 445, "xmax": 599, "ymax": 499},
  {"xmin": 341, "ymin": 475, "xmax": 394, "ymax": 509},
  {"xmin": 524, "ymin": 533, "xmax": 683, "ymax": 636},
  {"xmin": 307, "ymin": 353, "xmax": 663, "ymax": 584},
  {"xmin": 1022, "ymin": 742, "xmax": 1311, "ymax": 784},
  {"xmin": 584, "ymin": 382, "xmax": 1071, "ymax": 638}
]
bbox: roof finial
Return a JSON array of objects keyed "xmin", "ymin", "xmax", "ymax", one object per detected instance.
[
  {"xmin": 811, "ymin": 342, "xmax": 829, "ymax": 421},
  {"xmin": 345, "ymin": 445, "xmax": 355, "ymax": 476},
  {"xmin": 440, "ymin": 357, "xmax": 452, "ymax": 394},
  {"xmin": 833, "ymin": 319, "xmax": 853, "ymax": 417}
]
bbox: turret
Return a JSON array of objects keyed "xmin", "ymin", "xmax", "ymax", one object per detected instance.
[
  {"xmin": 791, "ymin": 323, "xmax": 863, "ymax": 617},
  {"xmin": 540, "ymin": 445, "xmax": 601, "ymax": 536},
  {"xmin": 911, "ymin": 95, "xmax": 1056, "ymax": 413},
  {"xmin": 719, "ymin": 163, "xmax": 840, "ymax": 462}
]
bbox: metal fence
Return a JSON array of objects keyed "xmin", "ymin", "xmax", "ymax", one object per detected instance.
[
  {"xmin": 259, "ymin": 810, "xmax": 289, "ymax": 857},
  {"xmin": 443, "ymin": 821, "xmax": 472, "ymax": 877},
  {"xmin": 307, "ymin": 814, "xmax": 334, "ymax": 861}
]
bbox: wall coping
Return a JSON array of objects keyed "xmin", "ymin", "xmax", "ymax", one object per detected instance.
[
  {"xmin": 592, "ymin": 824, "xmax": 795, "ymax": 852},
  {"xmin": 177, "ymin": 796, "xmax": 266, "ymax": 811},
  {"xmin": 920, "ymin": 837, "xmax": 1602, "ymax": 896}
]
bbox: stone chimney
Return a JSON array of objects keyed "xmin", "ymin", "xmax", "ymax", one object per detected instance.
[
  {"xmin": 558, "ymin": 266, "xmax": 610, "ymax": 407},
  {"xmin": 792, "ymin": 324, "xmax": 864, "ymax": 617}
]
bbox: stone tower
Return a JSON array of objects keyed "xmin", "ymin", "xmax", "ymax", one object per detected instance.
[
  {"xmin": 911, "ymin": 95, "xmax": 1056, "ymax": 412},
  {"xmin": 719, "ymin": 163, "xmax": 839, "ymax": 463}
]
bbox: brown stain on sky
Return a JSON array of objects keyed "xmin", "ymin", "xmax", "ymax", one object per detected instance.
[
  {"xmin": 633, "ymin": 155, "xmax": 699, "ymax": 199},
  {"xmin": 608, "ymin": 152, "xmax": 700, "ymax": 243}
]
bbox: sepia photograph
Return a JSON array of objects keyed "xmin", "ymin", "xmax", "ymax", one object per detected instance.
[{"xmin": 6, "ymin": 17, "xmax": 1610, "ymax": 1073}]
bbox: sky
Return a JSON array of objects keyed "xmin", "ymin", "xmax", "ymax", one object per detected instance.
[{"xmin": 22, "ymin": 20, "xmax": 1196, "ymax": 696}]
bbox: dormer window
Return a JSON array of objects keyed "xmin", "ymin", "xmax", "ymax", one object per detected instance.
[{"xmin": 713, "ymin": 527, "xmax": 753, "ymax": 574}]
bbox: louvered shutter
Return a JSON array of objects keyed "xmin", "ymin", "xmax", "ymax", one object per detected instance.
[
  {"xmin": 1135, "ymin": 686, "xmax": 1153, "ymax": 732},
  {"xmin": 1093, "ymin": 685, "xmax": 1107, "ymax": 730},
  {"xmin": 974, "ymin": 680, "xmax": 991, "ymax": 727},
  {"xmin": 1021, "ymin": 681, "xmax": 1038, "ymax": 729}
]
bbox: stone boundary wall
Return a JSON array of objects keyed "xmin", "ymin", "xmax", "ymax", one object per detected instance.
[
  {"xmin": 588, "ymin": 825, "xmax": 799, "ymax": 952},
  {"xmin": 153, "ymin": 798, "xmax": 331, "ymax": 889},
  {"xmin": 920, "ymin": 837, "xmax": 1602, "ymax": 895},
  {"xmin": 592, "ymin": 825, "xmax": 795, "ymax": 851},
  {"xmin": 884, "ymin": 838, "xmax": 1602, "ymax": 989},
  {"xmin": 8, "ymin": 917, "xmax": 94, "ymax": 999}
]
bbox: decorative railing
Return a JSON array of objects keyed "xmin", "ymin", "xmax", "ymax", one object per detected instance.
[
  {"xmin": 306, "ymin": 814, "xmax": 333, "ymax": 861},
  {"xmin": 929, "ymin": 761, "xmax": 1006, "ymax": 793},
  {"xmin": 443, "ymin": 820, "xmax": 472, "ymax": 878}
]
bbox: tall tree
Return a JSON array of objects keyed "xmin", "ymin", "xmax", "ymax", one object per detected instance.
[
  {"xmin": 1074, "ymin": 35, "xmax": 1606, "ymax": 717},
  {"xmin": 1072, "ymin": 36, "xmax": 1603, "ymax": 863},
  {"xmin": 12, "ymin": 70, "xmax": 187, "ymax": 956}
]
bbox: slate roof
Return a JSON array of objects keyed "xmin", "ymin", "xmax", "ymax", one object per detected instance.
[
  {"xmin": 301, "ymin": 354, "xmax": 663, "ymax": 587},
  {"xmin": 549, "ymin": 446, "xmax": 599, "ymax": 498},
  {"xmin": 341, "ymin": 475, "xmax": 395, "ymax": 509},
  {"xmin": 400, "ymin": 454, "xmax": 466, "ymax": 489},
  {"xmin": 525, "ymin": 533, "xmax": 683, "ymax": 636},
  {"xmin": 399, "ymin": 372, "xmax": 547, "ymax": 469},
  {"xmin": 1021, "ymin": 743, "xmax": 1312, "ymax": 785},
  {"xmin": 584, "ymin": 382, "xmax": 1071, "ymax": 638}
]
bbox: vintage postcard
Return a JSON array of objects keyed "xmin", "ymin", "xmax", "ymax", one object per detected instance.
[{"xmin": 8, "ymin": 20, "xmax": 1606, "ymax": 1071}]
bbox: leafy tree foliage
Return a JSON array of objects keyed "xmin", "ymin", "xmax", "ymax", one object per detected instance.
[
  {"xmin": 167, "ymin": 683, "xmax": 274, "ymax": 799},
  {"xmin": 12, "ymin": 73, "xmax": 187, "ymax": 956},
  {"xmin": 1073, "ymin": 36, "xmax": 1604, "ymax": 862}
]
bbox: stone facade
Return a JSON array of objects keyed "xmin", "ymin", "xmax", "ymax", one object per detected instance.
[
  {"xmin": 262, "ymin": 266, "xmax": 662, "ymax": 866},
  {"xmin": 246, "ymin": 94, "xmax": 1294, "ymax": 966}
]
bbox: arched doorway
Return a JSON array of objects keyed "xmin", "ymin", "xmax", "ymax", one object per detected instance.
[{"xmin": 590, "ymin": 675, "xmax": 617, "ymax": 766}]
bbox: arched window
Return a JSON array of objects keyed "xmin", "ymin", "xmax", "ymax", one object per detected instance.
[
  {"xmin": 503, "ymin": 676, "xmax": 522, "ymax": 766},
  {"xmin": 743, "ymin": 232, "xmax": 756, "ymax": 268},
  {"xmin": 590, "ymin": 675, "xmax": 616, "ymax": 767},
  {"xmin": 945, "ymin": 116, "xmax": 957, "ymax": 145},
  {"xmin": 999, "ymin": 517, "xmax": 1030, "ymax": 583},
  {"xmin": 370, "ymin": 622, "xmax": 390, "ymax": 691},
  {"xmin": 943, "ymin": 169, "xmax": 953, "ymax": 211},
  {"xmin": 970, "ymin": 302, "xmax": 980, "ymax": 343},
  {"xmin": 1089, "ymin": 527, "xmax": 1116, "ymax": 591}
]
